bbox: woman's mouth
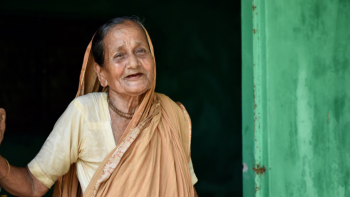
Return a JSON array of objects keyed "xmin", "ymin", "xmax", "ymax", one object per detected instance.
[{"xmin": 126, "ymin": 73, "xmax": 143, "ymax": 80}]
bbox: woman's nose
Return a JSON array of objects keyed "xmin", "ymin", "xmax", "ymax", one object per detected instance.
[{"xmin": 127, "ymin": 54, "xmax": 140, "ymax": 68}]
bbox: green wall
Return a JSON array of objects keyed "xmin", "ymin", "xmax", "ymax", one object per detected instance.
[
  {"xmin": 242, "ymin": 0, "xmax": 255, "ymax": 196},
  {"xmin": 243, "ymin": 0, "xmax": 350, "ymax": 196}
]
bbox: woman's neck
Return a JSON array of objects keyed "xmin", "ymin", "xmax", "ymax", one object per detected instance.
[{"xmin": 108, "ymin": 91, "xmax": 141, "ymax": 114}]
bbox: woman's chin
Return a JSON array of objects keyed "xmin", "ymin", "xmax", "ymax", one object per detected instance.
[
  {"xmin": 123, "ymin": 81, "xmax": 152, "ymax": 95},
  {"xmin": 123, "ymin": 86, "xmax": 151, "ymax": 97},
  {"xmin": 110, "ymin": 80, "xmax": 152, "ymax": 97}
]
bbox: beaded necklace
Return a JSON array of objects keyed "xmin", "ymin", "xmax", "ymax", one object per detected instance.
[{"xmin": 107, "ymin": 97, "xmax": 134, "ymax": 119}]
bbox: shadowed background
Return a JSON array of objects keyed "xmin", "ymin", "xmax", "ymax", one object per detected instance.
[{"xmin": 0, "ymin": 1, "xmax": 241, "ymax": 196}]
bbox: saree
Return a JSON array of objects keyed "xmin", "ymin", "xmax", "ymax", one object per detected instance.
[{"xmin": 53, "ymin": 24, "xmax": 195, "ymax": 197}]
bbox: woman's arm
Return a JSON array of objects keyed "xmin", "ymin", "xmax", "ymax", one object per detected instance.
[
  {"xmin": 0, "ymin": 109, "xmax": 48, "ymax": 197},
  {"xmin": 0, "ymin": 156, "xmax": 49, "ymax": 197}
]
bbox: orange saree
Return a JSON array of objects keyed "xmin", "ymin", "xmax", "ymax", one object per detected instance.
[{"xmin": 53, "ymin": 25, "xmax": 195, "ymax": 197}]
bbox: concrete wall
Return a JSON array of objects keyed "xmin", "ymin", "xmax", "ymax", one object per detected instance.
[{"xmin": 243, "ymin": 0, "xmax": 350, "ymax": 196}]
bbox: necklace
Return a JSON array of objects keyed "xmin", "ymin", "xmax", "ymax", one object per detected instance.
[{"xmin": 107, "ymin": 97, "xmax": 134, "ymax": 119}]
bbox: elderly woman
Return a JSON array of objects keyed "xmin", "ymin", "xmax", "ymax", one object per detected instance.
[{"xmin": 0, "ymin": 17, "xmax": 198, "ymax": 197}]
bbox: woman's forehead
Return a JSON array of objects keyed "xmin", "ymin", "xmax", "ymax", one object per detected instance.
[{"xmin": 105, "ymin": 22, "xmax": 148, "ymax": 45}]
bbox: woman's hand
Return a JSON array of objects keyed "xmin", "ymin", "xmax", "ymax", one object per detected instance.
[
  {"xmin": 0, "ymin": 108, "xmax": 5, "ymax": 145},
  {"xmin": 0, "ymin": 108, "xmax": 49, "ymax": 196}
]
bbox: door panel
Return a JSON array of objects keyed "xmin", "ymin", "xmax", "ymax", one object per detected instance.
[{"xmin": 243, "ymin": 0, "xmax": 350, "ymax": 196}]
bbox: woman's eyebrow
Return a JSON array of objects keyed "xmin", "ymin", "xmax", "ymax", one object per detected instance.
[
  {"xmin": 114, "ymin": 41, "xmax": 143, "ymax": 50},
  {"xmin": 116, "ymin": 44, "xmax": 125, "ymax": 50},
  {"xmin": 135, "ymin": 41, "xmax": 142, "ymax": 46}
]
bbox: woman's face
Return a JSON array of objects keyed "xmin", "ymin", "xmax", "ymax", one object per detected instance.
[{"xmin": 97, "ymin": 21, "xmax": 154, "ymax": 97}]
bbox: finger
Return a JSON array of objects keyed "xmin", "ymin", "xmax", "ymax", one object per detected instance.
[{"xmin": 0, "ymin": 108, "xmax": 6, "ymax": 122}]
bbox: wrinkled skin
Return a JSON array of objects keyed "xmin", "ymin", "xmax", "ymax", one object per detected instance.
[
  {"xmin": 94, "ymin": 21, "xmax": 155, "ymax": 144},
  {"xmin": 94, "ymin": 21, "xmax": 155, "ymax": 112}
]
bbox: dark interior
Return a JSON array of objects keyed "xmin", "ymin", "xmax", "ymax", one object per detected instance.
[{"xmin": 0, "ymin": 1, "xmax": 241, "ymax": 196}]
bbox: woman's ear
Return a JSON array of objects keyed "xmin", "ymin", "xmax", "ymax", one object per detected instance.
[{"xmin": 94, "ymin": 63, "xmax": 108, "ymax": 87}]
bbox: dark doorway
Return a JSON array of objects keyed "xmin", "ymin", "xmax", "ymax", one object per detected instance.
[{"xmin": 0, "ymin": 1, "xmax": 241, "ymax": 196}]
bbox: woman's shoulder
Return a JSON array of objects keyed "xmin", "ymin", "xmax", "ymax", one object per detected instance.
[
  {"xmin": 155, "ymin": 92, "xmax": 175, "ymax": 102},
  {"xmin": 70, "ymin": 92, "xmax": 107, "ymax": 112},
  {"xmin": 155, "ymin": 93, "xmax": 185, "ymax": 112},
  {"xmin": 74, "ymin": 92, "xmax": 107, "ymax": 104},
  {"xmin": 69, "ymin": 92, "xmax": 109, "ymax": 122},
  {"xmin": 155, "ymin": 93, "xmax": 192, "ymax": 161},
  {"xmin": 156, "ymin": 93, "xmax": 176, "ymax": 106}
]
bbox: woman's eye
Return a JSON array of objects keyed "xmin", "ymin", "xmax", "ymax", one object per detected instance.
[
  {"xmin": 114, "ymin": 53, "xmax": 123, "ymax": 58},
  {"xmin": 137, "ymin": 49, "xmax": 146, "ymax": 53}
]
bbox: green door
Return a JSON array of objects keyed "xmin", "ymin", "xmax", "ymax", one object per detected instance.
[{"xmin": 242, "ymin": 0, "xmax": 350, "ymax": 196}]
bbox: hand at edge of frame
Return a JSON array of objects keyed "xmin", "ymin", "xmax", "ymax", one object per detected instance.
[{"xmin": 0, "ymin": 108, "xmax": 6, "ymax": 145}]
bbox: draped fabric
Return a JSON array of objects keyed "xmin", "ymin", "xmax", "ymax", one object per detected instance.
[{"xmin": 53, "ymin": 24, "xmax": 194, "ymax": 197}]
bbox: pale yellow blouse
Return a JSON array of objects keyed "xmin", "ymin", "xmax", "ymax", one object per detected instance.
[{"xmin": 28, "ymin": 93, "xmax": 197, "ymax": 193}]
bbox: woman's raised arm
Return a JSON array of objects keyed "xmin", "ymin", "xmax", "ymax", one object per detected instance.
[{"xmin": 0, "ymin": 108, "xmax": 49, "ymax": 197}]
